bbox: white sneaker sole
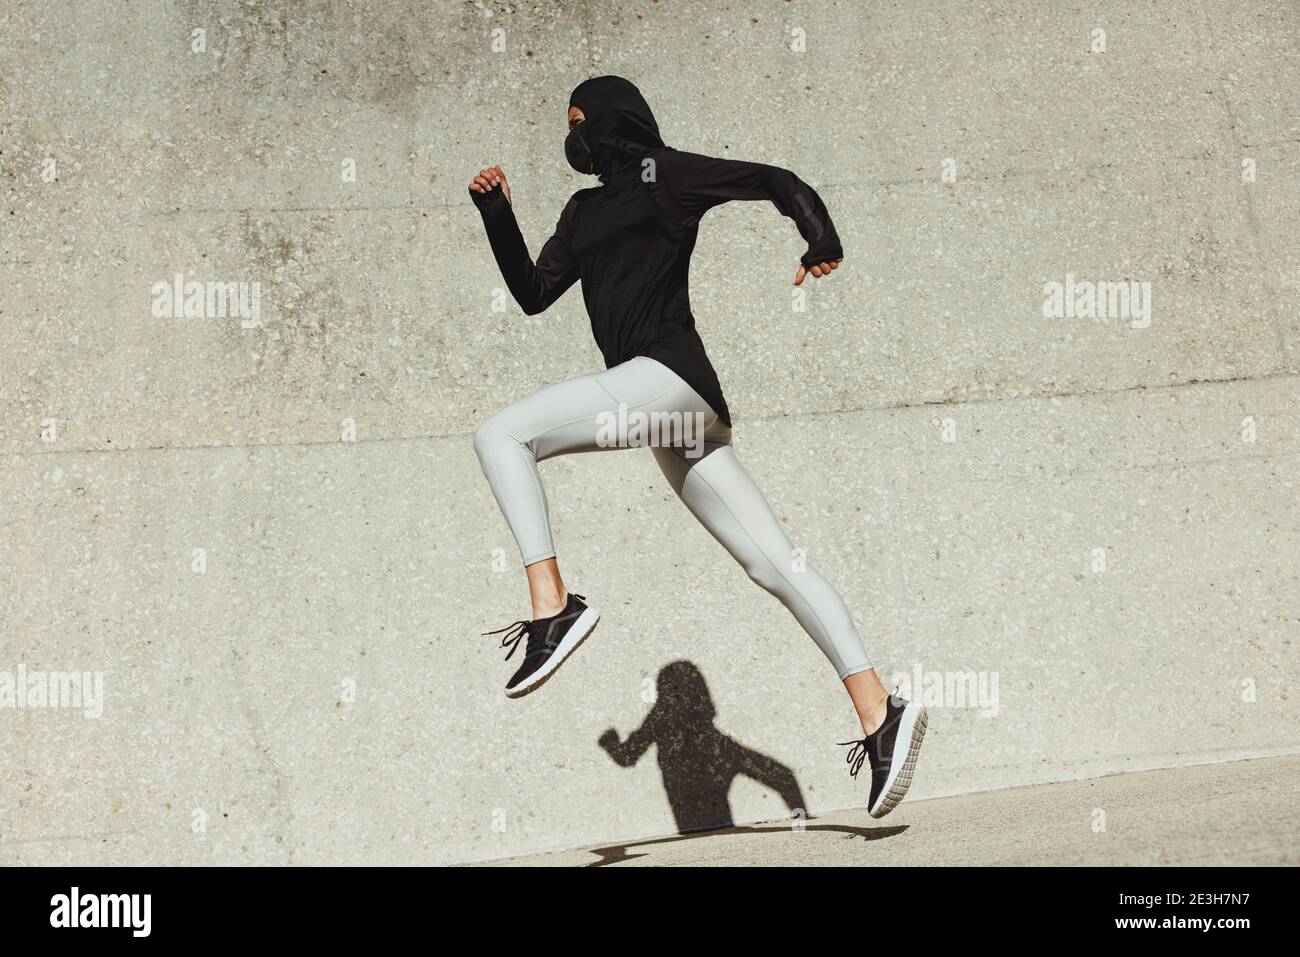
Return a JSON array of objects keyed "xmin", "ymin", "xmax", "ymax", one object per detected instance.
[
  {"xmin": 869, "ymin": 701, "xmax": 928, "ymax": 818},
  {"xmin": 504, "ymin": 606, "xmax": 601, "ymax": 699}
]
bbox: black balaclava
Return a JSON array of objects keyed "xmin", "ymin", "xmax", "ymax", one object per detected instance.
[{"xmin": 566, "ymin": 75, "xmax": 666, "ymax": 180}]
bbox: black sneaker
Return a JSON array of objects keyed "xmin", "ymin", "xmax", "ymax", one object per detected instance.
[
  {"xmin": 838, "ymin": 694, "xmax": 928, "ymax": 818},
  {"xmin": 481, "ymin": 592, "xmax": 601, "ymax": 699}
]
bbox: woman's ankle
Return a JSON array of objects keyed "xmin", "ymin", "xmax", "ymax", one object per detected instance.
[
  {"xmin": 858, "ymin": 690, "xmax": 890, "ymax": 736},
  {"xmin": 523, "ymin": 557, "xmax": 566, "ymax": 620},
  {"xmin": 843, "ymin": 669, "xmax": 890, "ymax": 737},
  {"xmin": 530, "ymin": 592, "xmax": 567, "ymax": 620}
]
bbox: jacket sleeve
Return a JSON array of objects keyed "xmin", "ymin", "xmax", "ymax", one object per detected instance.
[
  {"xmin": 657, "ymin": 149, "xmax": 843, "ymax": 268},
  {"xmin": 470, "ymin": 184, "xmax": 579, "ymax": 315}
]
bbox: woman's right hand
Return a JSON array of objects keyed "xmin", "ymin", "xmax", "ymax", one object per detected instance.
[{"xmin": 468, "ymin": 165, "xmax": 511, "ymax": 206}]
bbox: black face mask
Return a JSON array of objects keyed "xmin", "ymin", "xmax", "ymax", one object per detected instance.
[{"xmin": 565, "ymin": 122, "xmax": 593, "ymax": 174}]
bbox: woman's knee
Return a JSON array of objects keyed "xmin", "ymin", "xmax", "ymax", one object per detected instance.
[
  {"xmin": 473, "ymin": 412, "xmax": 515, "ymax": 463},
  {"xmin": 741, "ymin": 553, "xmax": 785, "ymax": 596}
]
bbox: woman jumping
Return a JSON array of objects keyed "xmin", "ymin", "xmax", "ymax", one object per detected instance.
[{"xmin": 469, "ymin": 75, "xmax": 927, "ymax": 817}]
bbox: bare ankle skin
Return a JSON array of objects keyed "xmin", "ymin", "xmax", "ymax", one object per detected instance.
[
  {"xmin": 524, "ymin": 557, "xmax": 567, "ymax": 619},
  {"xmin": 843, "ymin": 668, "xmax": 890, "ymax": 736}
]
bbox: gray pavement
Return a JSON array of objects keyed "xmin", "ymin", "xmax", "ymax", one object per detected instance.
[{"xmin": 483, "ymin": 755, "xmax": 1300, "ymax": 866}]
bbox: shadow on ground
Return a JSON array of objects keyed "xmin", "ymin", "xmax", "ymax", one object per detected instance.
[
  {"xmin": 594, "ymin": 660, "xmax": 902, "ymax": 865},
  {"xmin": 578, "ymin": 820, "xmax": 907, "ymax": 867}
]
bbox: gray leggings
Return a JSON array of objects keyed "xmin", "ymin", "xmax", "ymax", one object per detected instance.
[{"xmin": 472, "ymin": 356, "xmax": 872, "ymax": 679}]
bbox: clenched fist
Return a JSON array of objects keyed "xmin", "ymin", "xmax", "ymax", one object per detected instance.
[
  {"xmin": 468, "ymin": 165, "xmax": 511, "ymax": 206},
  {"xmin": 794, "ymin": 258, "xmax": 842, "ymax": 286}
]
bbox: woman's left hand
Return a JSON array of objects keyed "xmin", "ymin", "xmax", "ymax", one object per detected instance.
[{"xmin": 794, "ymin": 258, "xmax": 842, "ymax": 285}]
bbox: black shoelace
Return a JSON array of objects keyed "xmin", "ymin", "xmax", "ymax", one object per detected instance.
[
  {"xmin": 838, "ymin": 687, "xmax": 900, "ymax": 779},
  {"xmin": 837, "ymin": 737, "xmax": 870, "ymax": 779},
  {"xmin": 482, "ymin": 619, "xmax": 531, "ymax": 661},
  {"xmin": 481, "ymin": 594, "xmax": 585, "ymax": 661}
]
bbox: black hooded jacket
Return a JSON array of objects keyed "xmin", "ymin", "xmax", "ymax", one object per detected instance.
[{"xmin": 470, "ymin": 75, "xmax": 843, "ymax": 427}]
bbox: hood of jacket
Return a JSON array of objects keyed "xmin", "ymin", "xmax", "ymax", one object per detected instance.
[{"xmin": 568, "ymin": 75, "xmax": 666, "ymax": 182}]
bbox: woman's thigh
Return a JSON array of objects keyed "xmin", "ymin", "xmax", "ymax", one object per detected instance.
[{"xmin": 484, "ymin": 356, "xmax": 724, "ymax": 462}]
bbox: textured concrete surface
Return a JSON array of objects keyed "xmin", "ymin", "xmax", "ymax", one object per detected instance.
[
  {"xmin": 485, "ymin": 755, "xmax": 1300, "ymax": 866},
  {"xmin": 2, "ymin": 1, "xmax": 1298, "ymax": 865}
]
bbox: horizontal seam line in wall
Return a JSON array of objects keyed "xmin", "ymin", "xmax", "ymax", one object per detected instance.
[
  {"xmin": 960, "ymin": 449, "xmax": 1300, "ymax": 481},
  {"xmin": 5, "ymin": 369, "xmax": 1300, "ymax": 460},
  {"xmin": 9, "ymin": 145, "xmax": 1292, "ymax": 218}
]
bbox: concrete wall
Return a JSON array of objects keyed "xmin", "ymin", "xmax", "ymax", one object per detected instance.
[{"xmin": 1, "ymin": 0, "xmax": 1296, "ymax": 864}]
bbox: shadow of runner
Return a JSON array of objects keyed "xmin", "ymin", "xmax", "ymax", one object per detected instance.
[
  {"xmin": 600, "ymin": 661, "xmax": 793, "ymax": 832},
  {"xmin": 596, "ymin": 661, "xmax": 903, "ymax": 864},
  {"xmin": 581, "ymin": 821, "xmax": 907, "ymax": 867}
]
